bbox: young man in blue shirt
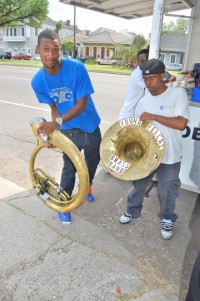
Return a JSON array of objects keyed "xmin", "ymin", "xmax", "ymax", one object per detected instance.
[{"xmin": 31, "ymin": 29, "xmax": 101, "ymax": 224}]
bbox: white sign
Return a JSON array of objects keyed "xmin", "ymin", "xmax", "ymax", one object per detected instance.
[
  {"xmin": 107, "ymin": 154, "xmax": 131, "ymax": 174},
  {"xmin": 180, "ymin": 104, "xmax": 200, "ymax": 193}
]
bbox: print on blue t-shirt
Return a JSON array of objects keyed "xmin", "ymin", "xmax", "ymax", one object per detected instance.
[{"xmin": 31, "ymin": 58, "xmax": 101, "ymax": 133}]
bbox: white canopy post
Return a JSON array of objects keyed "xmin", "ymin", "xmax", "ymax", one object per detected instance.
[{"xmin": 149, "ymin": 0, "xmax": 166, "ymax": 59}]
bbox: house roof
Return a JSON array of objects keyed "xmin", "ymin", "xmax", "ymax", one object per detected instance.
[
  {"xmin": 83, "ymin": 30, "xmax": 135, "ymax": 45},
  {"xmin": 46, "ymin": 17, "xmax": 57, "ymax": 25},
  {"xmin": 160, "ymin": 34, "xmax": 187, "ymax": 52},
  {"xmin": 63, "ymin": 33, "xmax": 88, "ymax": 43},
  {"xmin": 91, "ymin": 27, "xmax": 116, "ymax": 35},
  {"xmin": 59, "ymin": 0, "xmax": 194, "ymax": 20},
  {"xmin": 62, "ymin": 23, "xmax": 81, "ymax": 33}
]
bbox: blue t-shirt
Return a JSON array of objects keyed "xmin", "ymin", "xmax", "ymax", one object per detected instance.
[{"xmin": 31, "ymin": 58, "xmax": 100, "ymax": 133}]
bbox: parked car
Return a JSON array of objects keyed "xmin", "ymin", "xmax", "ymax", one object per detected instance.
[
  {"xmin": 96, "ymin": 56, "xmax": 118, "ymax": 65},
  {"xmin": 0, "ymin": 51, "xmax": 12, "ymax": 59},
  {"xmin": 12, "ymin": 53, "xmax": 32, "ymax": 60},
  {"xmin": 165, "ymin": 63, "xmax": 183, "ymax": 71},
  {"xmin": 76, "ymin": 55, "xmax": 94, "ymax": 63},
  {"xmin": 33, "ymin": 55, "xmax": 41, "ymax": 61},
  {"xmin": 61, "ymin": 55, "xmax": 70, "ymax": 59}
]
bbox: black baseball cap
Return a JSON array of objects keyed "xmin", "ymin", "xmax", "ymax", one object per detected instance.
[{"xmin": 142, "ymin": 58, "xmax": 165, "ymax": 75}]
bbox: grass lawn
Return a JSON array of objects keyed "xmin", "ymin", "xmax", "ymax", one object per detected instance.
[
  {"xmin": 0, "ymin": 59, "xmax": 132, "ymax": 75},
  {"xmin": 0, "ymin": 59, "xmax": 42, "ymax": 68},
  {"xmin": 0, "ymin": 59, "xmax": 179, "ymax": 77},
  {"xmin": 171, "ymin": 70, "xmax": 182, "ymax": 78}
]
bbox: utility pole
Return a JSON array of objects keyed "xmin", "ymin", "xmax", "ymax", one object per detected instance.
[{"xmin": 73, "ymin": 5, "xmax": 77, "ymax": 58}]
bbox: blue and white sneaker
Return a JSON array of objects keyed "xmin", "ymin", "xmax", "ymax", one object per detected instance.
[
  {"xmin": 119, "ymin": 212, "xmax": 133, "ymax": 224},
  {"xmin": 58, "ymin": 212, "xmax": 71, "ymax": 224},
  {"xmin": 160, "ymin": 219, "xmax": 174, "ymax": 240},
  {"xmin": 87, "ymin": 193, "xmax": 95, "ymax": 202}
]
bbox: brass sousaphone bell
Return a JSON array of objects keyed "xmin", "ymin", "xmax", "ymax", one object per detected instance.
[
  {"xmin": 29, "ymin": 117, "xmax": 89, "ymax": 212},
  {"xmin": 100, "ymin": 118, "xmax": 165, "ymax": 181}
]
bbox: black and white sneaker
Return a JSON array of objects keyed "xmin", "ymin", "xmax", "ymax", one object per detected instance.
[
  {"xmin": 160, "ymin": 219, "xmax": 174, "ymax": 240},
  {"xmin": 119, "ymin": 212, "xmax": 133, "ymax": 224}
]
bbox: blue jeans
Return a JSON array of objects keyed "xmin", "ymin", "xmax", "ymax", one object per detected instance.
[
  {"xmin": 126, "ymin": 162, "xmax": 181, "ymax": 222},
  {"xmin": 60, "ymin": 127, "xmax": 101, "ymax": 196}
]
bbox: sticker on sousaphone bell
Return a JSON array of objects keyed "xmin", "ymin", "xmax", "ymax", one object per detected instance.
[{"xmin": 100, "ymin": 118, "xmax": 165, "ymax": 181}]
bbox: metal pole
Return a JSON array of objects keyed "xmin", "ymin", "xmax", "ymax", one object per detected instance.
[
  {"xmin": 183, "ymin": 5, "xmax": 195, "ymax": 70},
  {"xmin": 149, "ymin": 0, "xmax": 165, "ymax": 59},
  {"xmin": 74, "ymin": 5, "xmax": 76, "ymax": 58}
]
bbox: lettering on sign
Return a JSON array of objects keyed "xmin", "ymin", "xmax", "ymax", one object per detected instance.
[
  {"xmin": 119, "ymin": 118, "xmax": 164, "ymax": 150},
  {"xmin": 107, "ymin": 154, "xmax": 131, "ymax": 174},
  {"xmin": 182, "ymin": 126, "xmax": 191, "ymax": 138},
  {"xmin": 146, "ymin": 124, "xmax": 164, "ymax": 150},
  {"xmin": 119, "ymin": 118, "xmax": 142, "ymax": 127},
  {"xmin": 183, "ymin": 126, "xmax": 200, "ymax": 141},
  {"xmin": 192, "ymin": 128, "xmax": 200, "ymax": 141}
]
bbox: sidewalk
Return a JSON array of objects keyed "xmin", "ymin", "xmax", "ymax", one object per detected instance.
[{"xmin": 0, "ymin": 171, "xmax": 199, "ymax": 301}]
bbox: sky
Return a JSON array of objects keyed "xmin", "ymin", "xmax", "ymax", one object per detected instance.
[{"xmin": 48, "ymin": 0, "xmax": 191, "ymax": 38}]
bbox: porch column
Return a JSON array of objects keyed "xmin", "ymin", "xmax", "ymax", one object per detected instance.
[{"xmin": 149, "ymin": 0, "xmax": 165, "ymax": 59}]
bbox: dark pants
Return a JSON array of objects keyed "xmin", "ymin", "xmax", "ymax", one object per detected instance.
[
  {"xmin": 60, "ymin": 127, "xmax": 101, "ymax": 196},
  {"xmin": 126, "ymin": 162, "xmax": 181, "ymax": 222},
  {"xmin": 185, "ymin": 251, "xmax": 200, "ymax": 301}
]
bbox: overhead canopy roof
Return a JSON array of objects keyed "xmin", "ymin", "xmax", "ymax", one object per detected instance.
[{"xmin": 59, "ymin": 0, "xmax": 194, "ymax": 20}]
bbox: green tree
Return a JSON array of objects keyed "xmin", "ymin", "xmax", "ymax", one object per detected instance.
[
  {"xmin": 0, "ymin": 0, "xmax": 48, "ymax": 27},
  {"xmin": 162, "ymin": 18, "xmax": 189, "ymax": 34},
  {"xmin": 112, "ymin": 44, "xmax": 138, "ymax": 67},
  {"xmin": 113, "ymin": 34, "xmax": 148, "ymax": 66},
  {"xmin": 55, "ymin": 20, "xmax": 63, "ymax": 33},
  {"xmin": 175, "ymin": 18, "xmax": 190, "ymax": 33},
  {"xmin": 61, "ymin": 39, "xmax": 76, "ymax": 55},
  {"xmin": 133, "ymin": 34, "xmax": 147, "ymax": 50},
  {"xmin": 162, "ymin": 20, "xmax": 175, "ymax": 34},
  {"xmin": 129, "ymin": 44, "xmax": 140, "ymax": 64}
]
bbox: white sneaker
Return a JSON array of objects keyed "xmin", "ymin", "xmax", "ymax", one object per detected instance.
[
  {"xmin": 119, "ymin": 212, "xmax": 133, "ymax": 224},
  {"xmin": 160, "ymin": 219, "xmax": 174, "ymax": 240}
]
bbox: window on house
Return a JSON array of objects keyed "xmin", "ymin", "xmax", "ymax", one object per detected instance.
[
  {"xmin": 101, "ymin": 47, "xmax": 105, "ymax": 58},
  {"xmin": 27, "ymin": 48, "xmax": 31, "ymax": 55},
  {"xmin": 35, "ymin": 27, "xmax": 39, "ymax": 36},
  {"xmin": 93, "ymin": 47, "xmax": 97, "ymax": 59},
  {"xmin": 26, "ymin": 27, "xmax": 30, "ymax": 37},
  {"xmin": 109, "ymin": 48, "xmax": 115, "ymax": 58},
  {"xmin": 10, "ymin": 28, "xmax": 13, "ymax": 36},
  {"xmin": 22, "ymin": 27, "xmax": 25, "ymax": 36},
  {"xmin": 160, "ymin": 53, "xmax": 166, "ymax": 63},
  {"xmin": 106, "ymin": 48, "xmax": 109, "ymax": 57},
  {"xmin": 170, "ymin": 54, "xmax": 176, "ymax": 63},
  {"xmin": 85, "ymin": 47, "xmax": 89, "ymax": 56},
  {"xmin": 14, "ymin": 28, "xmax": 17, "ymax": 36}
]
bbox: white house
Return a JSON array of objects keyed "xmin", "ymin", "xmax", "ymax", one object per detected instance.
[{"xmin": 0, "ymin": 18, "xmax": 77, "ymax": 58}]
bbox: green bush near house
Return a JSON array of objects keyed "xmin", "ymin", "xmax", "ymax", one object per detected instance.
[{"xmin": 84, "ymin": 59, "xmax": 97, "ymax": 65}]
